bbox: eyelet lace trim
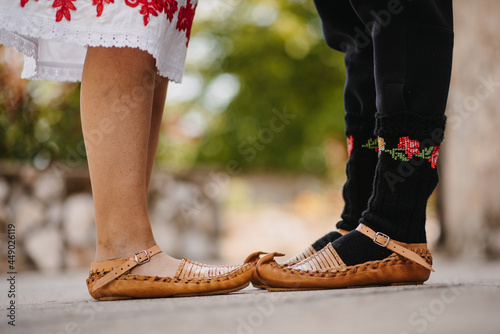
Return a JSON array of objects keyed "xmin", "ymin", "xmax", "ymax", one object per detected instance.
[{"xmin": 0, "ymin": 10, "xmax": 186, "ymax": 83}]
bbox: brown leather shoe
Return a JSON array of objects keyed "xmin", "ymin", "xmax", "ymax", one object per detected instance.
[
  {"xmin": 255, "ymin": 224, "xmax": 434, "ymax": 291},
  {"xmin": 250, "ymin": 229, "xmax": 349, "ymax": 289},
  {"xmin": 86, "ymin": 246, "xmax": 257, "ymax": 300}
]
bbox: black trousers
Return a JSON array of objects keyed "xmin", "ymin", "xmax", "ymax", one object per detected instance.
[
  {"xmin": 314, "ymin": 0, "xmax": 454, "ymax": 241},
  {"xmin": 314, "ymin": 0, "xmax": 454, "ymax": 138}
]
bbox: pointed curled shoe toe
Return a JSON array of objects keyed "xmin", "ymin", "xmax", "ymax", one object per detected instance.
[
  {"xmin": 244, "ymin": 251, "xmax": 268, "ymax": 266},
  {"xmin": 251, "ymin": 246, "xmax": 314, "ymax": 289},
  {"xmin": 250, "ymin": 229, "xmax": 348, "ymax": 289},
  {"xmin": 245, "ymin": 251, "xmax": 269, "ymax": 288},
  {"xmin": 86, "ymin": 245, "xmax": 255, "ymax": 300},
  {"xmin": 256, "ymin": 224, "xmax": 433, "ymax": 291}
]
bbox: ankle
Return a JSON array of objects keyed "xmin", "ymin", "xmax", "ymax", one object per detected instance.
[
  {"xmin": 332, "ymin": 230, "xmax": 392, "ymax": 266},
  {"xmin": 311, "ymin": 231, "xmax": 343, "ymax": 251},
  {"xmin": 94, "ymin": 238, "xmax": 158, "ymax": 262}
]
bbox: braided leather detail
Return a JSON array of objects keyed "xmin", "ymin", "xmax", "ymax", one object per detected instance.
[
  {"xmin": 282, "ymin": 246, "xmax": 316, "ymax": 266},
  {"xmin": 87, "ymin": 262, "xmax": 253, "ymax": 287},
  {"xmin": 175, "ymin": 259, "xmax": 240, "ymax": 279},
  {"xmin": 290, "ymin": 244, "xmax": 346, "ymax": 271},
  {"xmin": 276, "ymin": 246, "xmax": 432, "ymax": 277}
]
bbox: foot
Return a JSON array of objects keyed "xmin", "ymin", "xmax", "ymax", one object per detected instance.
[
  {"xmin": 87, "ymin": 245, "xmax": 256, "ymax": 300},
  {"xmin": 282, "ymin": 229, "xmax": 349, "ymax": 266},
  {"xmin": 94, "ymin": 242, "xmax": 183, "ymax": 278},
  {"xmin": 251, "ymin": 229, "xmax": 348, "ymax": 288},
  {"xmin": 255, "ymin": 224, "xmax": 434, "ymax": 290},
  {"xmin": 331, "ymin": 229, "xmax": 392, "ymax": 266},
  {"xmin": 130, "ymin": 252, "xmax": 182, "ymax": 277},
  {"xmin": 310, "ymin": 230, "xmax": 346, "ymax": 252},
  {"xmin": 126, "ymin": 251, "xmax": 243, "ymax": 279}
]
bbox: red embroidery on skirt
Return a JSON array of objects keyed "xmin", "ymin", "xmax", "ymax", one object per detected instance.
[
  {"xmin": 20, "ymin": 0, "xmax": 38, "ymax": 7},
  {"xmin": 93, "ymin": 0, "xmax": 114, "ymax": 17},
  {"xmin": 139, "ymin": 1, "xmax": 160, "ymax": 26},
  {"xmin": 164, "ymin": 0, "xmax": 178, "ymax": 22},
  {"xmin": 124, "ymin": 0, "xmax": 170, "ymax": 26},
  {"xmin": 53, "ymin": 0, "xmax": 77, "ymax": 22},
  {"xmin": 176, "ymin": 0, "xmax": 196, "ymax": 46},
  {"xmin": 21, "ymin": 0, "xmax": 75, "ymax": 22},
  {"xmin": 19, "ymin": 0, "xmax": 195, "ymax": 46}
]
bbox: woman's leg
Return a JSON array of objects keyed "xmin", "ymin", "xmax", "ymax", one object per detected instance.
[
  {"xmin": 146, "ymin": 77, "xmax": 169, "ymax": 191},
  {"xmin": 81, "ymin": 46, "xmax": 180, "ymax": 277}
]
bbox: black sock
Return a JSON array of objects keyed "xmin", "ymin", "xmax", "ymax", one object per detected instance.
[
  {"xmin": 311, "ymin": 231, "xmax": 342, "ymax": 252},
  {"xmin": 333, "ymin": 230, "xmax": 392, "ymax": 266},
  {"xmin": 332, "ymin": 121, "xmax": 445, "ymax": 265},
  {"xmin": 312, "ymin": 135, "xmax": 378, "ymax": 252},
  {"xmin": 361, "ymin": 122, "xmax": 445, "ymax": 244},
  {"xmin": 337, "ymin": 134, "xmax": 378, "ymax": 231}
]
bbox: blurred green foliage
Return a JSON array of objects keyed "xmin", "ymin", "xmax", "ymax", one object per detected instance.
[
  {"xmin": 0, "ymin": 0, "xmax": 346, "ymax": 174},
  {"xmin": 0, "ymin": 61, "xmax": 82, "ymax": 169}
]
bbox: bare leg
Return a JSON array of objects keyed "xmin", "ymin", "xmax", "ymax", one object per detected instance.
[
  {"xmin": 81, "ymin": 46, "xmax": 179, "ymax": 277},
  {"xmin": 146, "ymin": 77, "xmax": 168, "ymax": 191}
]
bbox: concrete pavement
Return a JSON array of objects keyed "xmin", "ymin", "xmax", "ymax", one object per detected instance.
[{"xmin": 1, "ymin": 254, "xmax": 500, "ymax": 334}]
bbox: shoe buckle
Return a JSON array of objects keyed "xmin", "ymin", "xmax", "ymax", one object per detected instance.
[
  {"xmin": 134, "ymin": 250, "xmax": 150, "ymax": 265},
  {"xmin": 373, "ymin": 232, "xmax": 390, "ymax": 247}
]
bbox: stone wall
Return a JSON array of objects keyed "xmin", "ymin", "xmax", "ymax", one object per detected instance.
[
  {"xmin": 0, "ymin": 164, "xmax": 220, "ymax": 271},
  {"xmin": 441, "ymin": 0, "xmax": 500, "ymax": 258}
]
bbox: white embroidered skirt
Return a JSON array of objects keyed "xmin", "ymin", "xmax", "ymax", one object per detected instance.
[{"xmin": 0, "ymin": 0, "xmax": 198, "ymax": 83}]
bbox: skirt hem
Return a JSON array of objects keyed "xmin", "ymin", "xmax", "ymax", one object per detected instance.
[{"xmin": 0, "ymin": 10, "xmax": 185, "ymax": 83}]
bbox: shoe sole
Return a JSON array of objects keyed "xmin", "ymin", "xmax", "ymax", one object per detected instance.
[
  {"xmin": 261, "ymin": 281, "xmax": 424, "ymax": 292},
  {"xmin": 97, "ymin": 282, "xmax": 251, "ymax": 301},
  {"xmin": 251, "ymin": 283, "xmax": 267, "ymax": 290}
]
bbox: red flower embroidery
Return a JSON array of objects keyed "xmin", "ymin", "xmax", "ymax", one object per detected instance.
[
  {"xmin": 428, "ymin": 146, "xmax": 440, "ymax": 169},
  {"xmin": 176, "ymin": 0, "xmax": 197, "ymax": 46},
  {"xmin": 125, "ymin": 0, "xmax": 166, "ymax": 26},
  {"xmin": 20, "ymin": 0, "xmax": 38, "ymax": 7},
  {"xmin": 165, "ymin": 0, "xmax": 178, "ymax": 22},
  {"xmin": 93, "ymin": 0, "xmax": 114, "ymax": 17},
  {"xmin": 19, "ymin": 0, "xmax": 193, "ymax": 38},
  {"xmin": 347, "ymin": 135, "xmax": 353, "ymax": 157},
  {"xmin": 397, "ymin": 136, "xmax": 420, "ymax": 159},
  {"xmin": 53, "ymin": 0, "xmax": 77, "ymax": 22},
  {"xmin": 124, "ymin": 0, "xmax": 141, "ymax": 7},
  {"xmin": 140, "ymin": 1, "xmax": 160, "ymax": 26}
]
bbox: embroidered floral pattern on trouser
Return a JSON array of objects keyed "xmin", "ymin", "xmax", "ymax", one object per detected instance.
[{"xmin": 374, "ymin": 136, "xmax": 440, "ymax": 169}]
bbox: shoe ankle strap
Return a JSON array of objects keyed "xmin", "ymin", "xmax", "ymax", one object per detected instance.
[
  {"xmin": 90, "ymin": 245, "xmax": 162, "ymax": 293},
  {"xmin": 356, "ymin": 224, "xmax": 434, "ymax": 272}
]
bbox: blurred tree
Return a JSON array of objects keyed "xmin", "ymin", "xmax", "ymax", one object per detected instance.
[
  {"xmin": 0, "ymin": 46, "xmax": 83, "ymax": 170},
  {"xmin": 163, "ymin": 0, "xmax": 347, "ymax": 174}
]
